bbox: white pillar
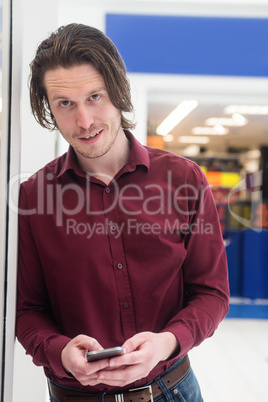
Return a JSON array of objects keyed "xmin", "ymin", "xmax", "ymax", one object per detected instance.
[
  {"xmin": 129, "ymin": 75, "xmax": 148, "ymax": 145},
  {"xmin": 20, "ymin": 1, "xmax": 58, "ymax": 177},
  {"xmin": 13, "ymin": 2, "xmax": 58, "ymax": 401}
]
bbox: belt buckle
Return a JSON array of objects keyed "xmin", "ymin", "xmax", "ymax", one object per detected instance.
[
  {"xmin": 128, "ymin": 384, "xmax": 154, "ymax": 402},
  {"xmin": 115, "ymin": 394, "xmax": 125, "ymax": 402},
  {"xmin": 115, "ymin": 385, "xmax": 153, "ymax": 402}
]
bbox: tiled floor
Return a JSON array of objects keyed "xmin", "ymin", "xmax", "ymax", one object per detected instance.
[{"xmin": 189, "ymin": 314, "xmax": 268, "ymax": 401}]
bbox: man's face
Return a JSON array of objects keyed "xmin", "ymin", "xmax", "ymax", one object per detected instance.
[{"xmin": 44, "ymin": 63, "xmax": 123, "ymax": 162}]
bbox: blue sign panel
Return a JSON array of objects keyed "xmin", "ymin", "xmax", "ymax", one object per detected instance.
[{"xmin": 106, "ymin": 14, "xmax": 268, "ymax": 77}]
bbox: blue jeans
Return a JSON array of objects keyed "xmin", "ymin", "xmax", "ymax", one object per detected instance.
[
  {"xmin": 153, "ymin": 357, "xmax": 203, "ymax": 402},
  {"xmin": 49, "ymin": 357, "xmax": 203, "ymax": 402}
]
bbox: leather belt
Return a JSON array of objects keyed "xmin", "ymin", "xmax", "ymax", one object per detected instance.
[{"xmin": 48, "ymin": 355, "xmax": 190, "ymax": 402}]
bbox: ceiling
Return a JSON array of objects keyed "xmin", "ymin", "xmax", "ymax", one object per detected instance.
[{"xmin": 147, "ymin": 92, "xmax": 268, "ymax": 157}]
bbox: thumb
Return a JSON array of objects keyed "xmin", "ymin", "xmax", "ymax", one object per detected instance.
[
  {"xmin": 73, "ymin": 335, "xmax": 104, "ymax": 352},
  {"xmin": 122, "ymin": 332, "xmax": 147, "ymax": 353}
]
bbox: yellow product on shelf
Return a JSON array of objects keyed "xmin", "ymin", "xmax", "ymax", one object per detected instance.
[
  {"xmin": 206, "ymin": 171, "xmax": 241, "ymax": 188},
  {"xmin": 222, "ymin": 172, "xmax": 241, "ymax": 188}
]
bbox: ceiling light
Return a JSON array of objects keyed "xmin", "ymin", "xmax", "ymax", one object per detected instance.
[
  {"xmin": 214, "ymin": 124, "xmax": 228, "ymax": 134},
  {"xmin": 163, "ymin": 134, "xmax": 174, "ymax": 142},
  {"xmin": 182, "ymin": 145, "xmax": 201, "ymax": 157},
  {"xmin": 205, "ymin": 113, "xmax": 248, "ymax": 127},
  {"xmin": 179, "ymin": 136, "xmax": 210, "ymax": 144},
  {"xmin": 244, "ymin": 160, "xmax": 259, "ymax": 173},
  {"xmin": 232, "ymin": 113, "xmax": 248, "ymax": 125},
  {"xmin": 192, "ymin": 126, "xmax": 229, "ymax": 135},
  {"xmin": 246, "ymin": 149, "xmax": 261, "ymax": 159},
  {"xmin": 224, "ymin": 105, "xmax": 268, "ymax": 115},
  {"xmin": 156, "ymin": 100, "xmax": 198, "ymax": 136}
]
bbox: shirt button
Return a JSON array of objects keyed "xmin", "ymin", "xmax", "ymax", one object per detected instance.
[
  {"xmin": 111, "ymin": 225, "xmax": 117, "ymax": 232},
  {"xmin": 105, "ymin": 187, "xmax": 111, "ymax": 194},
  {"xmin": 117, "ymin": 263, "xmax": 123, "ymax": 270},
  {"xmin": 123, "ymin": 302, "xmax": 129, "ymax": 309}
]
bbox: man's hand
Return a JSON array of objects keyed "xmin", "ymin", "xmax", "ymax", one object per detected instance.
[
  {"xmin": 61, "ymin": 335, "xmax": 110, "ymax": 386},
  {"xmin": 95, "ymin": 331, "xmax": 179, "ymax": 387}
]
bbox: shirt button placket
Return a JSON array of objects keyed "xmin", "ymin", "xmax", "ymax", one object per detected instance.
[{"xmin": 103, "ymin": 185, "xmax": 137, "ymax": 338}]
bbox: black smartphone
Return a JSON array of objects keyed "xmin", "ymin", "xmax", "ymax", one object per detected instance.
[{"xmin": 86, "ymin": 346, "xmax": 124, "ymax": 362}]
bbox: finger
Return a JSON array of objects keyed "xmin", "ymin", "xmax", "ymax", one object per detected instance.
[
  {"xmin": 84, "ymin": 358, "xmax": 110, "ymax": 375},
  {"xmin": 67, "ymin": 350, "xmax": 110, "ymax": 377},
  {"xmin": 95, "ymin": 365, "xmax": 143, "ymax": 387},
  {"xmin": 75, "ymin": 374, "xmax": 103, "ymax": 387},
  {"xmin": 74, "ymin": 335, "xmax": 104, "ymax": 352},
  {"xmin": 109, "ymin": 350, "xmax": 142, "ymax": 368},
  {"xmin": 122, "ymin": 333, "xmax": 146, "ymax": 353}
]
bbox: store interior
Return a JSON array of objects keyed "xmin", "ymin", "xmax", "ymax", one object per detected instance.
[{"xmin": 146, "ymin": 90, "xmax": 268, "ymax": 302}]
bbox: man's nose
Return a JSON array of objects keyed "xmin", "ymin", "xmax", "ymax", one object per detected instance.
[{"xmin": 76, "ymin": 105, "xmax": 94, "ymax": 129}]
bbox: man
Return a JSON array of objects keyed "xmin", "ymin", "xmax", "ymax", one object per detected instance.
[{"xmin": 16, "ymin": 23, "xmax": 229, "ymax": 402}]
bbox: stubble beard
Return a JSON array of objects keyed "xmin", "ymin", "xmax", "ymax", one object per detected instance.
[{"xmin": 73, "ymin": 117, "xmax": 122, "ymax": 160}]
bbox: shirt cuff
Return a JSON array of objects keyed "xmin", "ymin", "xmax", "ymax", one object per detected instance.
[
  {"xmin": 46, "ymin": 335, "xmax": 72, "ymax": 379},
  {"xmin": 162, "ymin": 324, "xmax": 194, "ymax": 357}
]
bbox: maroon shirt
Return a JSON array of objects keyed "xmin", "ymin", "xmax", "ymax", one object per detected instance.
[{"xmin": 16, "ymin": 131, "xmax": 229, "ymax": 392}]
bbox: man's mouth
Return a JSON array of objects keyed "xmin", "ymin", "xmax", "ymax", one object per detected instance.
[{"xmin": 81, "ymin": 129, "xmax": 103, "ymax": 140}]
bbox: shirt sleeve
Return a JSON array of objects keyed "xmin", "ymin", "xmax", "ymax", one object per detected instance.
[
  {"xmin": 16, "ymin": 183, "xmax": 71, "ymax": 379},
  {"xmin": 162, "ymin": 164, "xmax": 230, "ymax": 356}
]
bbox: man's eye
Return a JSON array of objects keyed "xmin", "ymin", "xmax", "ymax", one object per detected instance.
[
  {"xmin": 90, "ymin": 94, "xmax": 100, "ymax": 101},
  {"xmin": 61, "ymin": 100, "xmax": 71, "ymax": 107}
]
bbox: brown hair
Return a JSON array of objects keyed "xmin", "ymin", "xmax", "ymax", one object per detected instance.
[{"xmin": 29, "ymin": 23, "xmax": 135, "ymax": 130}]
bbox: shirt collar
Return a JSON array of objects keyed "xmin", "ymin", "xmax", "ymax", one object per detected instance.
[
  {"xmin": 56, "ymin": 146, "xmax": 81, "ymax": 178},
  {"xmin": 56, "ymin": 130, "xmax": 150, "ymax": 178},
  {"xmin": 124, "ymin": 130, "xmax": 150, "ymax": 172}
]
